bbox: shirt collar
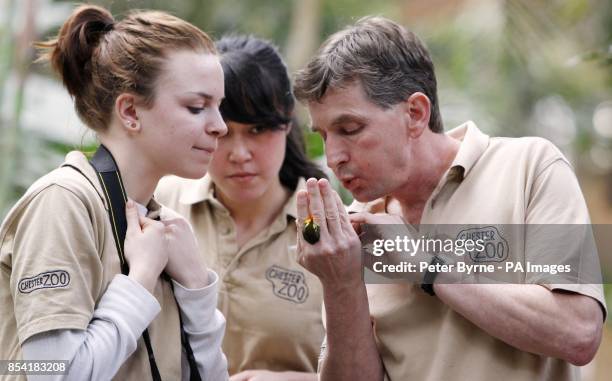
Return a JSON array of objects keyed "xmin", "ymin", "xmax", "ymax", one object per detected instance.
[
  {"xmin": 446, "ymin": 120, "xmax": 490, "ymax": 182},
  {"xmin": 178, "ymin": 175, "xmax": 215, "ymax": 205},
  {"xmin": 135, "ymin": 199, "xmax": 162, "ymax": 219},
  {"xmin": 61, "ymin": 150, "xmax": 107, "ymax": 207},
  {"xmin": 61, "ymin": 149, "xmax": 163, "ymax": 218},
  {"xmin": 145, "ymin": 198, "xmax": 162, "ymax": 219},
  {"xmin": 178, "ymin": 174, "xmax": 303, "ymax": 221},
  {"xmin": 348, "ymin": 121, "xmax": 490, "ymax": 213}
]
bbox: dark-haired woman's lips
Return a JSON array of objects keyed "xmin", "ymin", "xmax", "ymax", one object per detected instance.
[{"xmin": 228, "ymin": 173, "xmax": 257, "ymax": 183}]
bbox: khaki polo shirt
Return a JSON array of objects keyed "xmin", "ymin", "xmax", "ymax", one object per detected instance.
[
  {"xmin": 0, "ymin": 151, "xmax": 183, "ymax": 381},
  {"xmin": 156, "ymin": 176, "xmax": 324, "ymax": 375},
  {"xmin": 348, "ymin": 121, "xmax": 607, "ymax": 381}
]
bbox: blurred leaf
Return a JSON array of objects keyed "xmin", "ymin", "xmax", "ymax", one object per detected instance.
[
  {"xmin": 46, "ymin": 140, "xmax": 99, "ymax": 158},
  {"xmin": 305, "ymin": 131, "xmax": 324, "ymax": 159},
  {"xmin": 605, "ymin": 284, "xmax": 612, "ymax": 326}
]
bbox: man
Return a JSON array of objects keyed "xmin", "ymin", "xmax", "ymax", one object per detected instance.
[{"xmin": 292, "ymin": 16, "xmax": 607, "ymax": 381}]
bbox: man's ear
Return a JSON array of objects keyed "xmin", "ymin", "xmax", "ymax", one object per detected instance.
[
  {"xmin": 404, "ymin": 92, "xmax": 431, "ymax": 138},
  {"xmin": 115, "ymin": 93, "xmax": 142, "ymax": 133}
]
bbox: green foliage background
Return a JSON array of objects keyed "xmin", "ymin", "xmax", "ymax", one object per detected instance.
[{"xmin": 1, "ymin": 0, "xmax": 611, "ymax": 310}]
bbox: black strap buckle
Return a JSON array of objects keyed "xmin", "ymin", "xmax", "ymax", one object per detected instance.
[{"xmin": 421, "ymin": 255, "xmax": 446, "ymax": 296}]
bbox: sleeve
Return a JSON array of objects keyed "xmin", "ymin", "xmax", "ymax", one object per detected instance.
[
  {"xmin": 526, "ymin": 158, "xmax": 591, "ymax": 224},
  {"xmin": 22, "ymin": 274, "xmax": 161, "ymax": 380},
  {"xmin": 171, "ymin": 270, "xmax": 228, "ymax": 381},
  {"xmin": 11, "ymin": 185, "xmax": 105, "ymax": 344},
  {"xmin": 525, "ymin": 158, "xmax": 607, "ymax": 320}
]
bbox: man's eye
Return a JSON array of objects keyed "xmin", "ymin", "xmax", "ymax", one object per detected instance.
[
  {"xmin": 342, "ymin": 125, "xmax": 363, "ymax": 135},
  {"xmin": 187, "ymin": 106, "xmax": 204, "ymax": 114}
]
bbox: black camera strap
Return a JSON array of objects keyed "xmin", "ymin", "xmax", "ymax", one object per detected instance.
[{"xmin": 89, "ymin": 144, "xmax": 201, "ymax": 381}]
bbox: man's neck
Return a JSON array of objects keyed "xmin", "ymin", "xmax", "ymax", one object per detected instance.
[{"xmin": 393, "ymin": 132, "xmax": 461, "ymax": 224}]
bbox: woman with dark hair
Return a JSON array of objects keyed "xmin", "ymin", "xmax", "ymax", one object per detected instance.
[
  {"xmin": 0, "ymin": 4, "xmax": 228, "ymax": 380},
  {"xmin": 157, "ymin": 36, "xmax": 325, "ymax": 380}
]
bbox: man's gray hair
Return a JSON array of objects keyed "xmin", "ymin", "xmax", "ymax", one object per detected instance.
[{"xmin": 294, "ymin": 16, "xmax": 443, "ymax": 133}]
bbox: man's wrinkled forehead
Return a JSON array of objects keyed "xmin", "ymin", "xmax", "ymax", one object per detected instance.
[{"xmin": 306, "ymin": 82, "xmax": 376, "ymax": 133}]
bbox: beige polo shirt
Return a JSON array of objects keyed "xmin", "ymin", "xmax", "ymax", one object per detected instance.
[
  {"xmin": 349, "ymin": 121, "xmax": 608, "ymax": 381},
  {"xmin": 156, "ymin": 176, "xmax": 324, "ymax": 375},
  {"xmin": 0, "ymin": 151, "xmax": 183, "ymax": 380}
]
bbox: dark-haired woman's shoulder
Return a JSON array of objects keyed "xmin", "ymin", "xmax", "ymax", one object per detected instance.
[{"xmin": 155, "ymin": 174, "xmax": 211, "ymax": 217}]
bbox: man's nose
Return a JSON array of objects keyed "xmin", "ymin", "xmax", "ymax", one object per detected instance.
[{"xmin": 325, "ymin": 136, "xmax": 348, "ymax": 171}]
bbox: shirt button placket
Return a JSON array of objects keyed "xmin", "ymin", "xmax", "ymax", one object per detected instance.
[{"xmin": 217, "ymin": 212, "xmax": 235, "ymax": 268}]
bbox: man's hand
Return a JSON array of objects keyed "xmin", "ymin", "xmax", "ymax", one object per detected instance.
[
  {"xmin": 296, "ymin": 178, "xmax": 362, "ymax": 291},
  {"xmin": 349, "ymin": 211, "xmax": 434, "ymax": 282},
  {"xmin": 349, "ymin": 211, "xmax": 406, "ymax": 235},
  {"xmin": 297, "ymin": 179, "xmax": 384, "ymax": 381}
]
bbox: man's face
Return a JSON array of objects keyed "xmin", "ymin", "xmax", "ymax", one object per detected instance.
[{"xmin": 308, "ymin": 82, "xmax": 412, "ymax": 202}]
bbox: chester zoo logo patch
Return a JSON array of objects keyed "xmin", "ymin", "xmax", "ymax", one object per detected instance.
[
  {"xmin": 456, "ymin": 226, "xmax": 509, "ymax": 263},
  {"xmin": 265, "ymin": 265, "xmax": 309, "ymax": 304},
  {"xmin": 18, "ymin": 270, "xmax": 70, "ymax": 294}
]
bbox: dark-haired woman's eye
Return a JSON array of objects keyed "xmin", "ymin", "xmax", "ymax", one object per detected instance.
[
  {"xmin": 250, "ymin": 125, "xmax": 267, "ymax": 134},
  {"xmin": 187, "ymin": 106, "xmax": 204, "ymax": 115}
]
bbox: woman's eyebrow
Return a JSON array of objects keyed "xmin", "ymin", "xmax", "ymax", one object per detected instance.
[
  {"xmin": 184, "ymin": 91, "xmax": 225, "ymax": 103},
  {"xmin": 185, "ymin": 91, "xmax": 213, "ymax": 100}
]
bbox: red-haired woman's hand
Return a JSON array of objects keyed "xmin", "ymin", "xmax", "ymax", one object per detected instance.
[
  {"xmin": 124, "ymin": 200, "xmax": 169, "ymax": 292},
  {"xmin": 162, "ymin": 216, "xmax": 209, "ymax": 289}
]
